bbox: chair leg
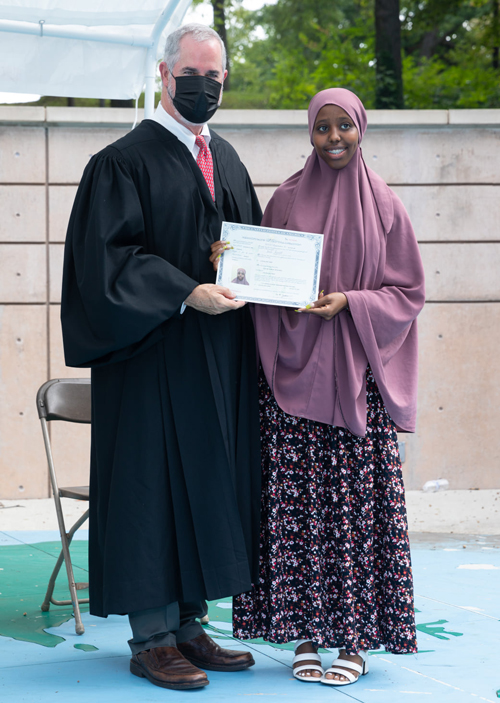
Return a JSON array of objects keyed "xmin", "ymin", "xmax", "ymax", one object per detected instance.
[
  {"xmin": 66, "ymin": 509, "xmax": 89, "ymax": 635},
  {"xmin": 40, "ymin": 418, "xmax": 90, "ymax": 635},
  {"xmin": 73, "ymin": 600, "xmax": 85, "ymax": 635},
  {"xmin": 41, "ymin": 510, "xmax": 89, "ymax": 613},
  {"xmin": 61, "ymin": 524, "xmax": 85, "ymax": 633},
  {"xmin": 41, "ymin": 547, "xmax": 65, "ymax": 611}
]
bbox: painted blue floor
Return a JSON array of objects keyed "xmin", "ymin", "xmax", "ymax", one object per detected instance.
[{"xmin": 0, "ymin": 530, "xmax": 498, "ymax": 703}]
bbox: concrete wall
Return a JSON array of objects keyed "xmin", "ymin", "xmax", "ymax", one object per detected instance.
[{"xmin": 0, "ymin": 105, "xmax": 499, "ymax": 498}]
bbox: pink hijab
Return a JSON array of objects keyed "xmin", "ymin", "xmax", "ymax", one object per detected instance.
[{"xmin": 253, "ymin": 88, "xmax": 425, "ymax": 436}]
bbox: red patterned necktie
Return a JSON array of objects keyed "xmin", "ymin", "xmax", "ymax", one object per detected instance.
[{"xmin": 195, "ymin": 135, "xmax": 215, "ymax": 201}]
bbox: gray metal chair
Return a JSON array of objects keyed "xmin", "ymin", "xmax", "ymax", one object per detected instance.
[{"xmin": 36, "ymin": 378, "xmax": 91, "ymax": 635}]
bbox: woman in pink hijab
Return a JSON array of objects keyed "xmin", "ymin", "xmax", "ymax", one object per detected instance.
[{"xmin": 215, "ymin": 88, "xmax": 425, "ymax": 687}]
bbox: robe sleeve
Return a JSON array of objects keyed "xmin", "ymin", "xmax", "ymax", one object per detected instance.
[
  {"xmin": 343, "ymin": 193, "xmax": 426, "ymax": 431},
  {"xmin": 61, "ymin": 150, "xmax": 199, "ymax": 368}
]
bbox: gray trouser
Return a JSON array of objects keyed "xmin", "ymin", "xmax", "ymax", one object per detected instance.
[{"xmin": 128, "ymin": 600, "xmax": 208, "ymax": 654}]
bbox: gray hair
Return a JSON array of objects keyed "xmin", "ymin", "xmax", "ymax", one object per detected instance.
[{"xmin": 163, "ymin": 23, "xmax": 227, "ymax": 74}]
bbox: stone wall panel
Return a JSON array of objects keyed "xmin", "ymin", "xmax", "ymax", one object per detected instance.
[
  {"xmin": 0, "ymin": 127, "xmax": 46, "ymax": 184},
  {"xmin": 224, "ymin": 128, "xmax": 500, "ymax": 187},
  {"xmin": 49, "ymin": 244, "xmax": 64, "ymax": 303},
  {"xmin": 0, "ymin": 305, "xmax": 48, "ymax": 499},
  {"xmin": 0, "ymin": 186, "xmax": 45, "ymax": 242},
  {"xmin": 0, "ymin": 244, "xmax": 46, "ymax": 303},
  {"xmin": 421, "ymin": 243, "xmax": 500, "ymax": 301},
  {"xmin": 216, "ymin": 128, "xmax": 311, "ymax": 185},
  {"xmin": 402, "ymin": 303, "xmax": 500, "ymax": 490},
  {"xmin": 362, "ymin": 128, "xmax": 500, "ymax": 184},
  {"xmin": 393, "ymin": 185, "xmax": 500, "ymax": 242},
  {"xmin": 254, "ymin": 186, "xmax": 276, "ymax": 212}
]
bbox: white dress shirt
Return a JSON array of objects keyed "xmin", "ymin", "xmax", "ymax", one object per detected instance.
[
  {"xmin": 151, "ymin": 102, "xmax": 211, "ymax": 159},
  {"xmin": 151, "ymin": 103, "xmax": 213, "ymax": 313}
]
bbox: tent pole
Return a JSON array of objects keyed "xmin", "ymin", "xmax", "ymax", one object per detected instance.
[
  {"xmin": 0, "ymin": 19, "xmax": 153, "ymax": 47},
  {"xmin": 144, "ymin": 46, "xmax": 157, "ymax": 119},
  {"xmin": 143, "ymin": 0, "xmax": 190, "ymax": 120}
]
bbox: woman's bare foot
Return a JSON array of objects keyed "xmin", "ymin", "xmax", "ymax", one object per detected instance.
[
  {"xmin": 323, "ymin": 649, "xmax": 364, "ymax": 682},
  {"xmin": 293, "ymin": 642, "xmax": 322, "ymax": 679}
]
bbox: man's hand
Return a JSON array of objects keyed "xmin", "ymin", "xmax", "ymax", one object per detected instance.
[
  {"xmin": 296, "ymin": 291, "xmax": 348, "ymax": 320},
  {"xmin": 185, "ymin": 284, "xmax": 246, "ymax": 315}
]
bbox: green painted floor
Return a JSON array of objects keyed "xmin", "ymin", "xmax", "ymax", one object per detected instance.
[
  {"xmin": 0, "ymin": 529, "xmax": 499, "ymax": 702},
  {"xmin": 0, "ymin": 537, "xmax": 89, "ymax": 647}
]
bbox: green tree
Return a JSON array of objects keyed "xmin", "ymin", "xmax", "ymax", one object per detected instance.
[
  {"xmin": 17, "ymin": 0, "xmax": 500, "ymax": 110},
  {"xmin": 375, "ymin": 0, "xmax": 404, "ymax": 108},
  {"xmin": 400, "ymin": 0, "xmax": 500, "ymax": 107},
  {"xmin": 227, "ymin": 0, "xmax": 378, "ymax": 108},
  {"xmin": 212, "ymin": 0, "xmax": 232, "ymax": 88},
  {"xmin": 222, "ymin": 0, "xmax": 500, "ymax": 109}
]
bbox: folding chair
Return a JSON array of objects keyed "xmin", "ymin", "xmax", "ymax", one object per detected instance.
[{"xmin": 36, "ymin": 378, "xmax": 91, "ymax": 635}]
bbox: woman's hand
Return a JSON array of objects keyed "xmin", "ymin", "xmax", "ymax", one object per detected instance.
[
  {"xmin": 296, "ymin": 291, "xmax": 348, "ymax": 320},
  {"xmin": 209, "ymin": 240, "xmax": 233, "ymax": 271}
]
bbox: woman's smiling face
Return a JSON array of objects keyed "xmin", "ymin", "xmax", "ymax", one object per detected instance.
[{"xmin": 312, "ymin": 104, "xmax": 359, "ymax": 170}]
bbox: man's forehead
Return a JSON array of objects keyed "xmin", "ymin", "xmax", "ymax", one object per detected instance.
[{"xmin": 178, "ymin": 35, "xmax": 221, "ymax": 60}]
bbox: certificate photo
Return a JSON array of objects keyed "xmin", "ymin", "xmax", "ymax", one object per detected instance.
[{"xmin": 216, "ymin": 222, "xmax": 324, "ymax": 308}]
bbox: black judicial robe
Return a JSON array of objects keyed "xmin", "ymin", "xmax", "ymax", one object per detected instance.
[{"xmin": 61, "ymin": 120, "xmax": 262, "ymax": 617}]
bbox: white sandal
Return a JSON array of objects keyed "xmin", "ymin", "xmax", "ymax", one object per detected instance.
[
  {"xmin": 320, "ymin": 650, "xmax": 368, "ymax": 686},
  {"xmin": 292, "ymin": 652, "xmax": 324, "ymax": 682}
]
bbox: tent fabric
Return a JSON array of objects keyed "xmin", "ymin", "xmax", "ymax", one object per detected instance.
[
  {"xmin": 0, "ymin": 1, "xmax": 170, "ymax": 25},
  {"xmin": 0, "ymin": 0, "xmax": 191, "ymax": 100}
]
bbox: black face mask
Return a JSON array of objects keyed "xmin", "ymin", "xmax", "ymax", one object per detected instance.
[{"xmin": 170, "ymin": 74, "xmax": 222, "ymax": 124}]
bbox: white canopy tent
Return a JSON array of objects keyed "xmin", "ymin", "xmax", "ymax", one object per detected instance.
[{"xmin": 0, "ymin": 0, "xmax": 193, "ymax": 118}]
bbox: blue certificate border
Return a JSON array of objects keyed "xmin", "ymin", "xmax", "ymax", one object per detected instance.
[{"xmin": 217, "ymin": 222, "xmax": 324, "ymax": 308}]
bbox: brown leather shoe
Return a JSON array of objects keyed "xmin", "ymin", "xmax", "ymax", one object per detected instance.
[
  {"xmin": 177, "ymin": 632, "xmax": 255, "ymax": 672},
  {"xmin": 130, "ymin": 646, "xmax": 209, "ymax": 690}
]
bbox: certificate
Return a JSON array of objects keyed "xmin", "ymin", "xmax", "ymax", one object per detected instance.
[{"xmin": 216, "ymin": 222, "xmax": 324, "ymax": 308}]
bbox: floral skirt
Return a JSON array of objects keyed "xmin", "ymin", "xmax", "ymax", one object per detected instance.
[{"xmin": 232, "ymin": 369, "xmax": 418, "ymax": 655}]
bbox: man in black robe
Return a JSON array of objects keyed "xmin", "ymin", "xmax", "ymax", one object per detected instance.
[{"xmin": 61, "ymin": 23, "xmax": 262, "ymax": 691}]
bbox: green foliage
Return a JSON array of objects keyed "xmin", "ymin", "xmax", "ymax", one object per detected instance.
[
  {"xmin": 265, "ymin": 24, "xmax": 376, "ymax": 108},
  {"xmin": 403, "ymin": 54, "xmax": 500, "ymax": 108},
  {"xmin": 228, "ymin": 0, "xmax": 377, "ymax": 108},
  {"xmin": 401, "ymin": 0, "xmax": 500, "ymax": 108},
  {"xmin": 10, "ymin": 0, "xmax": 500, "ymax": 110},
  {"xmin": 221, "ymin": 0, "xmax": 500, "ymax": 109},
  {"xmin": 400, "ymin": 0, "xmax": 484, "ymax": 58}
]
